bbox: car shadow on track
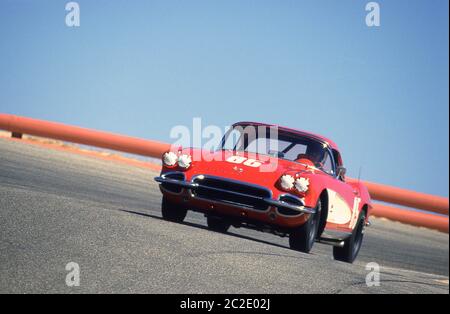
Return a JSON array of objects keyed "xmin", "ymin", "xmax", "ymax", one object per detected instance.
[{"xmin": 120, "ymin": 208, "xmax": 312, "ymax": 260}]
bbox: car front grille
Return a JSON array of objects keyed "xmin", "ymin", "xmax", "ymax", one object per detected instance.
[{"xmin": 192, "ymin": 176, "xmax": 271, "ymax": 211}]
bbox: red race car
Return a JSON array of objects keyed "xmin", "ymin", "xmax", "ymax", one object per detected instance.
[{"xmin": 155, "ymin": 122, "xmax": 372, "ymax": 263}]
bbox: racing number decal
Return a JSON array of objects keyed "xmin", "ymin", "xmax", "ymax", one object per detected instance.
[
  {"xmin": 226, "ymin": 156, "xmax": 262, "ymax": 168},
  {"xmin": 243, "ymin": 159, "xmax": 262, "ymax": 167},
  {"xmin": 226, "ymin": 156, "xmax": 247, "ymax": 164}
]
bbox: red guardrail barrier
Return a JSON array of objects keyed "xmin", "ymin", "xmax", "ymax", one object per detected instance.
[
  {"xmin": 0, "ymin": 113, "xmax": 448, "ymax": 232},
  {"xmin": 372, "ymin": 204, "xmax": 448, "ymax": 233},
  {"xmin": 0, "ymin": 114, "xmax": 170, "ymax": 157},
  {"xmin": 347, "ymin": 179, "xmax": 449, "ymax": 216}
]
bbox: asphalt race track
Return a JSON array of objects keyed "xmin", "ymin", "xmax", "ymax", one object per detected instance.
[{"xmin": 0, "ymin": 138, "xmax": 448, "ymax": 294}]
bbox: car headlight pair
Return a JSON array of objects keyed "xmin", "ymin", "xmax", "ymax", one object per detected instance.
[
  {"xmin": 280, "ymin": 174, "xmax": 310, "ymax": 193},
  {"xmin": 163, "ymin": 152, "xmax": 192, "ymax": 169}
]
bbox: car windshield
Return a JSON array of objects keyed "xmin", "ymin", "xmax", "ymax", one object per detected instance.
[{"xmin": 220, "ymin": 124, "xmax": 335, "ymax": 175}]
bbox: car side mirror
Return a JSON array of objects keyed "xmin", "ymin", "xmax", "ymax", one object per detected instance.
[{"xmin": 337, "ymin": 166, "xmax": 346, "ymax": 180}]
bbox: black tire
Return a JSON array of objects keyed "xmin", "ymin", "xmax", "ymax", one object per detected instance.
[
  {"xmin": 289, "ymin": 199, "xmax": 321, "ymax": 253},
  {"xmin": 161, "ymin": 196, "xmax": 187, "ymax": 223},
  {"xmin": 333, "ymin": 211, "xmax": 366, "ymax": 263},
  {"xmin": 206, "ymin": 216, "xmax": 231, "ymax": 233}
]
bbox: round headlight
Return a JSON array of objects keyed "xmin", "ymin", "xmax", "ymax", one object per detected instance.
[
  {"xmin": 163, "ymin": 152, "xmax": 178, "ymax": 167},
  {"xmin": 280, "ymin": 175, "xmax": 295, "ymax": 190},
  {"xmin": 178, "ymin": 154, "xmax": 192, "ymax": 169},
  {"xmin": 294, "ymin": 177, "xmax": 310, "ymax": 193}
]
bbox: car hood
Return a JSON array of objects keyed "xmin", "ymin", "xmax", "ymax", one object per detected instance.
[{"xmin": 184, "ymin": 149, "xmax": 322, "ymax": 187}]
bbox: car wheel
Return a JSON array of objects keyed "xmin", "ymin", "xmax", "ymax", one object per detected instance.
[
  {"xmin": 289, "ymin": 199, "xmax": 321, "ymax": 253},
  {"xmin": 333, "ymin": 211, "xmax": 366, "ymax": 263},
  {"xmin": 161, "ymin": 196, "xmax": 187, "ymax": 223},
  {"xmin": 206, "ymin": 216, "xmax": 231, "ymax": 233}
]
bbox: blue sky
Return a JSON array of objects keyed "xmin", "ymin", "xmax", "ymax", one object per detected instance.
[{"xmin": 0, "ymin": 0, "xmax": 448, "ymax": 197}]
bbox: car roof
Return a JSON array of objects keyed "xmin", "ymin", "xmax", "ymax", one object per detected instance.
[{"xmin": 233, "ymin": 121, "xmax": 340, "ymax": 151}]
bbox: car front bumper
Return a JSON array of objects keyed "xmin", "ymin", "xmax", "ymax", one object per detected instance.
[{"xmin": 154, "ymin": 172, "xmax": 316, "ymax": 216}]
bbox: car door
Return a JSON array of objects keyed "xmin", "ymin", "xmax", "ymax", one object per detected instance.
[{"xmin": 322, "ymin": 150, "xmax": 360, "ymax": 232}]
